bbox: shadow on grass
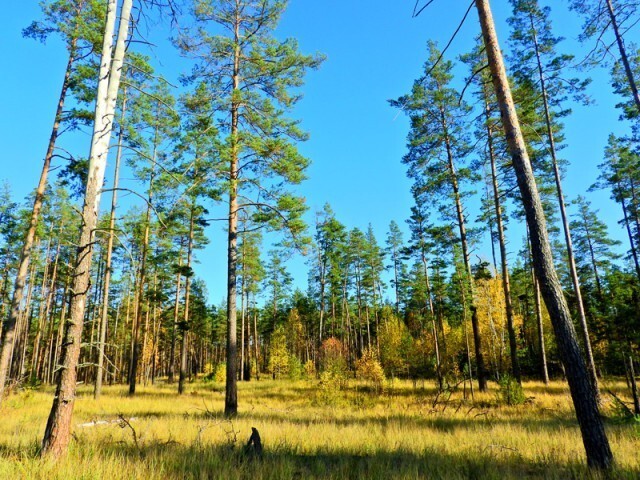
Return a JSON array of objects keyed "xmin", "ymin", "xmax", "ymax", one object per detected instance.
[{"xmin": 70, "ymin": 439, "xmax": 640, "ymax": 479}]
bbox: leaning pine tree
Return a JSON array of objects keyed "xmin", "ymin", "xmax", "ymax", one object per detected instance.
[
  {"xmin": 41, "ymin": 0, "xmax": 133, "ymax": 457},
  {"xmin": 473, "ymin": 0, "xmax": 613, "ymax": 470},
  {"xmin": 178, "ymin": 0, "xmax": 323, "ymax": 417}
]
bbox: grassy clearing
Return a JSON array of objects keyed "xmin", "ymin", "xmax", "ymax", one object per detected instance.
[{"xmin": 0, "ymin": 379, "xmax": 638, "ymax": 479}]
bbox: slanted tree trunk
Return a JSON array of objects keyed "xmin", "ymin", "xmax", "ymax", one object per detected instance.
[
  {"xmin": 606, "ymin": 0, "xmax": 640, "ymax": 113},
  {"xmin": 0, "ymin": 33, "xmax": 80, "ymax": 406},
  {"xmin": 41, "ymin": 0, "xmax": 132, "ymax": 457},
  {"xmin": 94, "ymin": 88, "xmax": 126, "ymax": 399},
  {"xmin": 474, "ymin": 0, "xmax": 613, "ymax": 469}
]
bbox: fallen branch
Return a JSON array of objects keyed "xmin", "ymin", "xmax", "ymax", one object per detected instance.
[{"xmin": 78, "ymin": 417, "xmax": 138, "ymax": 428}]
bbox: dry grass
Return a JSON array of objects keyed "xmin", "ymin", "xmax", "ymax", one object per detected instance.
[{"xmin": 0, "ymin": 378, "xmax": 638, "ymax": 479}]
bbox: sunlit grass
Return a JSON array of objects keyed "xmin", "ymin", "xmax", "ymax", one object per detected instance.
[{"xmin": 0, "ymin": 378, "xmax": 638, "ymax": 479}]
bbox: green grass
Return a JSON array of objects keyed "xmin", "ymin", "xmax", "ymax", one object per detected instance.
[{"xmin": 0, "ymin": 378, "xmax": 638, "ymax": 479}]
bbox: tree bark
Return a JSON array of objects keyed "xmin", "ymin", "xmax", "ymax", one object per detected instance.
[
  {"xmin": 629, "ymin": 354, "xmax": 640, "ymax": 415},
  {"xmin": 41, "ymin": 0, "xmax": 132, "ymax": 457},
  {"xmin": 94, "ymin": 88, "xmax": 126, "ymax": 399},
  {"xmin": 129, "ymin": 167, "xmax": 154, "ymax": 395},
  {"xmin": 179, "ymin": 204, "xmax": 195, "ymax": 395},
  {"xmin": 225, "ymin": 6, "xmax": 241, "ymax": 417},
  {"xmin": 474, "ymin": 0, "xmax": 613, "ymax": 469},
  {"xmin": 168, "ymin": 250, "xmax": 183, "ymax": 384}
]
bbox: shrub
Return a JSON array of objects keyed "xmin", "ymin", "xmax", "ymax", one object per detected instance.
[
  {"xmin": 355, "ymin": 347, "xmax": 385, "ymax": 391},
  {"xmin": 268, "ymin": 325, "xmax": 290, "ymax": 379},
  {"xmin": 288, "ymin": 356, "xmax": 303, "ymax": 380},
  {"xmin": 303, "ymin": 360, "xmax": 316, "ymax": 379},
  {"xmin": 213, "ymin": 363, "xmax": 226, "ymax": 384},
  {"xmin": 498, "ymin": 375, "xmax": 525, "ymax": 406}
]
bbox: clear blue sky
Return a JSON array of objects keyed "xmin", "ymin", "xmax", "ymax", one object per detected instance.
[{"xmin": 0, "ymin": 1, "xmax": 635, "ymax": 305}]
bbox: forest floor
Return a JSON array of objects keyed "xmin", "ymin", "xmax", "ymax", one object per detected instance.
[{"xmin": 0, "ymin": 378, "xmax": 638, "ymax": 479}]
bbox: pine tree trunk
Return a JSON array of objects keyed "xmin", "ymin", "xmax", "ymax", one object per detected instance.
[
  {"xmin": 474, "ymin": 0, "xmax": 613, "ymax": 469},
  {"xmin": 442, "ymin": 107, "xmax": 488, "ymax": 391},
  {"xmin": 606, "ymin": 0, "xmax": 640, "ymax": 113},
  {"xmin": 485, "ymin": 96, "xmax": 521, "ymax": 383},
  {"xmin": 617, "ymin": 183, "xmax": 640, "ymax": 281},
  {"xmin": 533, "ymin": 274, "xmax": 550, "ymax": 385},
  {"xmin": 179, "ymin": 205, "xmax": 195, "ymax": 395},
  {"xmin": 129, "ymin": 168, "xmax": 154, "ymax": 395},
  {"xmin": 41, "ymin": 0, "xmax": 132, "ymax": 457},
  {"xmin": 530, "ymin": 17, "xmax": 599, "ymax": 401},
  {"xmin": 629, "ymin": 354, "xmax": 640, "ymax": 415},
  {"xmin": 94, "ymin": 89, "xmax": 126, "ymax": 399},
  {"xmin": 0, "ymin": 34, "xmax": 79, "ymax": 405},
  {"xmin": 168, "ymin": 252, "xmax": 183, "ymax": 384},
  {"xmin": 225, "ymin": 11, "xmax": 241, "ymax": 418},
  {"xmin": 253, "ymin": 306, "xmax": 260, "ymax": 381}
]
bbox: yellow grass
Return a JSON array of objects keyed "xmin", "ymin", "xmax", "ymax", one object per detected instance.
[{"xmin": 0, "ymin": 379, "xmax": 638, "ymax": 479}]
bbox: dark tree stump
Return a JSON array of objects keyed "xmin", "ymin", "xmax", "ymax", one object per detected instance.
[{"xmin": 245, "ymin": 427, "xmax": 263, "ymax": 456}]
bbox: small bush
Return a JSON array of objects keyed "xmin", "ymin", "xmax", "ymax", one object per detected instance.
[
  {"xmin": 213, "ymin": 363, "xmax": 226, "ymax": 384},
  {"xmin": 288, "ymin": 356, "xmax": 303, "ymax": 380},
  {"xmin": 355, "ymin": 347, "xmax": 386, "ymax": 392},
  {"xmin": 498, "ymin": 375, "xmax": 525, "ymax": 406},
  {"xmin": 303, "ymin": 360, "xmax": 316, "ymax": 379}
]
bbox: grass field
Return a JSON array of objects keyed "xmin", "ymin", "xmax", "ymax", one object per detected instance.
[{"xmin": 0, "ymin": 378, "xmax": 638, "ymax": 479}]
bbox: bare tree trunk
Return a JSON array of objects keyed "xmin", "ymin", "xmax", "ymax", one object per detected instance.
[
  {"xmin": 253, "ymin": 304, "xmax": 260, "ymax": 381},
  {"xmin": 129, "ymin": 166, "xmax": 154, "ymax": 395},
  {"xmin": 629, "ymin": 354, "xmax": 640, "ymax": 415},
  {"xmin": 225, "ymin": 9, "xmax": 241, "ymax": 418},
  {"xmin": 474, "ymin": 0, "xmax": 613, "ymax": 469},
  {"xmin": 179, "ymin": 205, "xmax": 195, "ymax": 395},
  {"xmin": 94, "ymin": 88, "xmax": 126, "ymax": 399},
  {"xmin": 41, "ymin": 0, "xmax": 132, "ymax": 457},
  {"xmin": 530, "ymin": 18, "xmax": 599, "ymax": 400},
  {"xmin": 168, "ymin": 250, "xmax": 182, "ymax": 384},
  {"xmin": 606, "ymin": 0, "xmax": 640, "ymax": 113},
  {"xmin": 485, "ymin": 96, "xmax": 521, "ymax": 383},
  {"xmin": 442, "ymin": 107, "xmax": 488, "ymax": 391},
  {"xmin": 533, "ymin": 274, "xmax": 550, "ymax": 385},
  {"xmin": 617, "ymin": 183, "xmax": 640, "ymax": 281},
  {"xmin": 0, "ymin": 33, "xmax": 79, "ymax": 405}
]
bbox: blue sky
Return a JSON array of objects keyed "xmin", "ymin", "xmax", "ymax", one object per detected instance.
[{"xmin": 0, "ymin": 1, "xmax": 636, "ymax": 305}]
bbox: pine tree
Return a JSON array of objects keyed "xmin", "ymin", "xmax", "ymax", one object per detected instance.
[
  {"xmin": 391, "ymin": 42, "xmax": 488, "ymax": 391},
  {"xmin": 570, "ymin": 0, "xmax": 640, "ymax": 113},
  {"xmin": 178, "ymin": 0, "xmax": 323, "ymax": 416}
]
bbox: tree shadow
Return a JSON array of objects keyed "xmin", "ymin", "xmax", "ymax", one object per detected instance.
[{"xmin": 84, "ymin": 440, "xmax": 638, "ymax": 480}]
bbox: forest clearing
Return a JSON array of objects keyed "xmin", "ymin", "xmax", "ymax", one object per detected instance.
[
  {"xmin": 0, "ymin": 379, "xmax": 638, "ymax": 479},
  {"xmin": 2, "ymin": 0, "xmax": 640, "ymax": 477}
]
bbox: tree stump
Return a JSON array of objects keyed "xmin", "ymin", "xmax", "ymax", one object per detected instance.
[{"xmin": 245, "ymin": 427, "xmax": 263, "ymax": 456}]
